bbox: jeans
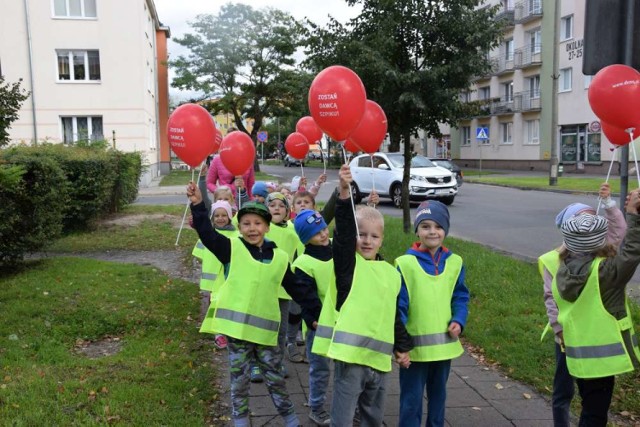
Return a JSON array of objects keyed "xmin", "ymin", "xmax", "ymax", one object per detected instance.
[
  {"xmin": 399, "ymin": 360, "xmax": 451, "ymax": 427},
  {"xmin": 287, "ymin": 300, "xmax": 302, "ymax": 344},
  {"xmin": 306, "ymin": 329, "xmax": 331, "ymax": 411},
  {"xmin": 331, "ymin": 361, "xmax": 387, "ymax": 427},
  {"xmin": 552, "ymin": 343, "xmax": 574, "ymax": 427},
  {"xmin": 576, "ymin": 376, "xmax": 615, "ymax": 427}
]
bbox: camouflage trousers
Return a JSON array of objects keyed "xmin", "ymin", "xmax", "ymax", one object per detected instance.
[{"xmin": 227, "ymin": 336, "xmax": 295, "ymax": 420}]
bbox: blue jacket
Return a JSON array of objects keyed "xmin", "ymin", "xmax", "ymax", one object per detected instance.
[{"xmin": 397, "ymin": 243, "xmax": 469, "ymax": 330}]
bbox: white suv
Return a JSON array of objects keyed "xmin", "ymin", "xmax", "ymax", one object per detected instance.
[{"xmin": 349, "ymin": 152, "xmax": 458, "ymax": 207}]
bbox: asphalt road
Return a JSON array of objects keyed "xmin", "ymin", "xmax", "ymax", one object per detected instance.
[{"xmin": 135, "ymin": 164, "xmax": 640, "ymax": 298}]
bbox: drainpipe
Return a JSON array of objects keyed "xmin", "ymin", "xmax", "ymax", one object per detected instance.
[{"xmin": 23, "ymin": 0, "xmax": 38, "ymax": 143}]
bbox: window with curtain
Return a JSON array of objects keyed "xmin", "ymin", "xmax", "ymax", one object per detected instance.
[
  {"xmin": 56, "ymin": 50, "xmax": 100, "ymax": 81},
  {"xmin": 525, "ymin": 120, "xmax": 540, "ymax": 144},
  {"xmin": 528, "ymin": 75, "xmax": 541, "ymax": 98},
  {"xmin": 461, "ymin": 127, "xmax": 471, "ymax": 146},
  {"xmin": 61, "ymin": 116, "xmax": 103, "ymax": 143},
  {"xmin": 561, "ymin": 15, "xmax": 573, "ymax": 41},
  {"xmin": 501, "ymin": 122, "xmax": 513, "ymax": 144},
  {"xmin": 559, "ymin": 68, "xmax": 572, "ymax": 92}
]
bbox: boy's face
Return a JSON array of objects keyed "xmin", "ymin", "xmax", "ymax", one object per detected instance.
[
  {"xmin": 254, "ymin": 195, "xmax": 266, "ymax": 204},
  {"xmin": 268, "ymin": 199, "xmax": 289, "ymax": 224},
  {"xmin": 308, "ymin": 227, "xmax": 330, "ymax": 246},
  {"xmin": 416, "ymin": 220, "xmax": 445, "ymax": 254},
  {"xmin": 294, "ymin": 196, "xmax": 315, "ymax": 214},
  {"xmin": 212, "ymin": 208, "xmax": 230, "ymax": 228},
  {"xmin": 356, "ymin": 219, "xmax": 384, "ymax": 260},
  {"xmin": 238, "ymin": 213, "xmax": 269, "ymax": 246}
]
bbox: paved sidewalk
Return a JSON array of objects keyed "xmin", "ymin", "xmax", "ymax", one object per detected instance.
[{"xmin": 210, "ymin": 346, "xmax": 554, "ymax": 426}]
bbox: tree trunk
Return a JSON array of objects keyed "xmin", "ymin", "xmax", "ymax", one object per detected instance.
[
  {"xmin": 389, "ymin": 129, "xmax": 401, "ymax": 152},
  {"xmin": 401, "ymin": 130, "xmax": 412, "ymax": 233}
]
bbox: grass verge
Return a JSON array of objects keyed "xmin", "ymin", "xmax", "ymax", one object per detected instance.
[
  {"xmin": 159, "ymin": 169, "xmax": 277, "ymax": 186},
  {"xmin": 0, "ymin": 258, "xmax": 218, "ymax": 425},
  {"xmin": 465, "ymin": 175, "xmax": 623, "ymax": 193}
]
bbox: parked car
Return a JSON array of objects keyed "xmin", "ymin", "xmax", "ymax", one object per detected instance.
[
  {"xmin": 429, "ymin": 158, "xmax": 463, "ymax": 187},
  {"xmin": 349, "ymin": 152, "xmax": 458, "ymax": 207},
  {"xmin": 284, "ymin": 154, "xmax": 305, "ymax": 167},
  {"xmin": 308, "ymin": 150, "xmax": 328, "ymax": 161}
]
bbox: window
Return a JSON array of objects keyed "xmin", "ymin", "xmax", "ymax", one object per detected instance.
[
  {"xmin": 479, "ymin": 86, "xmax": 491, "ymax": 100},
  {"xmin": 525, "ymin": 119, "xmax": 540, "ymax": 144},
  {"xmin": 503, "ymin": 81, "xmax": 514, "ymax": 101},
  {"xmin": 528, "ymin": 29, "xmax": 541, "ymax": 54},
  {"xmin": 61, "ymin": 116, "xmax": 103, "ymax": 143},
  {"xmin": 561, "ymin": 15, "xmax": 573, "ymax": 41},
  {"xmin": 584, "ymin": 74, "xmax": 593, "ymax": 89},
  {"xmin": 53, "ymin": 0, "xmax": 97, "ymax": 18},
  {"xmin": 528, "ymin": 0, "xmax": 542, "ymax": 14},
  {"xmin": 528, "ymin": 75, "xmax": 541, "ymax": 98},
  {"xmin": 505, "ymin": 39, "xmax": 514, "ymax": 61},
  {"xmin": 559, "ymin": 68, "xmax": 572, "ymax": 92},
  {"xmin": 461, "ymin": 126, "xmax": 471, "ymax": 146},
  {"xmin": 57, "ymin": 50, "xmax": 100, "ymax": 81},
  {"xmin": 501, "ymin": 122, "xmax": 513, "ymax": 144}
]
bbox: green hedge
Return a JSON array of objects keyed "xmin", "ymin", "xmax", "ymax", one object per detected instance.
[{"xmin": 0, "ymin": 144, "xmax": 143, "ymax": 264}]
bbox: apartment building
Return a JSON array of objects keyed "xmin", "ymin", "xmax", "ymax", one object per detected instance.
[
  {"xmin": 451, "ymin": 0, "xmax": 615, "ymax": 173},
  {"xmin": 0, "ymin": 0, "xmax": 171, "ymax": 184}
]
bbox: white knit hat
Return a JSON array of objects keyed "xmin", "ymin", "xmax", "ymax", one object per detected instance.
[{"xmin": 561, "ymin": 214, "xmax": 608, "ymax": 253}]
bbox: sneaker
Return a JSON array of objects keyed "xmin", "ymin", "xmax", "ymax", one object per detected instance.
[
  {"xmin": 308, "ymin": 409, "xmax": 331, "ymax": 426},
  {"xmin": 287, "ymin": 343, "xmax": 305, "ymax": 363},
  {"xmin": 250, "ymin": 365, "xmax": 263, "ymax": 383},
  {"xmin": 296, "ymin": 330, "xmax": 305, "ymax": 346},
  {"xmin": 213, "ymin": 334, "xmax": 228, "ymax": 349}
]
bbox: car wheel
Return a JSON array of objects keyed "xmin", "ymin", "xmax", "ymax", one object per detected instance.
[
  {"xmin": 391, "ymin": 184, "xmax": 402, "ymax": 208},
  {"xmin": 442, "ymin": 196, "xmax": 455, "ymax": 206},
  {"xmin": 350, "ymin": 182, "xmax": 362, "ymax": 204}
]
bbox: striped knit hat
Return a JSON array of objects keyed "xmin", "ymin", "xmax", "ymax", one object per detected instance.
[{"xmin": 560, "ymin": 214, "xmax": 608, "ymax": 253}]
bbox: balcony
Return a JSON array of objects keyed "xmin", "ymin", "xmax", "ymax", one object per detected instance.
[
  {"xmin": 492, "ymin": 96, "xmax": 519, "ymax": 115},
  {"xmin": 495, "ymin": 4, "xmax": 515, "ymax": 27},
  {"xmin": 515, "ymin": 0, "xmax": 542, "ymax": 24},
  {"xmin": 491, "ymin": 54, "xmax": 515, "ymax": 76},
  {"xmin": 514, "ymin": 44, "xmax": 542, "ymax": 69},
  {"xmin": 515, "ymin": 90, "xmax": 541, "ymax": 111}
]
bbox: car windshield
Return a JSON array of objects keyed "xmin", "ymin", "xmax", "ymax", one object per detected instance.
[
  {"xmin": 432, "ymin": 159, "xmax": 452, "ymax": 169},
  {"xmin": 386, "ymin": 153, "xmax": 436, "ymax": 168}
]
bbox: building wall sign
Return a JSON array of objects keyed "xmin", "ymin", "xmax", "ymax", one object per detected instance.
[
  {"xmin": 589, "ymin": 121, "xmax": 601, "ymax": 133},
  {"xmin": 567, "ymin": 39, "xmax": 584, "ymax": 60}
]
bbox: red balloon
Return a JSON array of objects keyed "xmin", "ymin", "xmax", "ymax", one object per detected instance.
[
  {"xmin": 212, "ymin": 128, "xmax": 223, "ymax": 154},
  {"xmin": 219, "ymin": 131, "xmax": 255, "ymax": 176},
  {"xmin": 343, "ymin": 138, "xmax": 361, "ymax": 154},
  {"xmin": 601, "ymin": 121, "xmax": 640, "ymax": 146},
  {"xmin": 308, "ymin": 65, "xmax": 367, "ymax": 141},
  {"xmin": 296, "ymin": 116, "xmax": 323, "ymax": 144},
  {"xmin": 588, "ymin": 64, "xmax": 640, "ymax": 130},
  {"xmin": 167, "ymin": 104, "xmax": 217, "ymax": 168},
  {"xmin": 285, "ymin": 132, "xmax": 310, "ymax": 160},
  {"xmin": 347, "ymin": 100, "xmax": 387, "ymax": 154}
]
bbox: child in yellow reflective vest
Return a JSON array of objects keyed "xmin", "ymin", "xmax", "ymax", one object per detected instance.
[
  {"xmin": 396, "ymin": 200, "xmax": 469, "ymax": 427},
  {"xmin": 187, "ymin": 182, "xmax": 321, "ymax": 427}
]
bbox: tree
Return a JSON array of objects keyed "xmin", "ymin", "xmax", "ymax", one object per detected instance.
[
  {"xmin": 171, "ymin": 3, "xmax": 309, "ymax": 169},
  {"xmin": 0, "ymin": 76, "xmax": 30, "ymax": 148},
  {"xmin": 304, "ymin": 0, "xmax": 502, "ymax": 230}
]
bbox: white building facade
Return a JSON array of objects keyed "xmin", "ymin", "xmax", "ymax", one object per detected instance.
[{"xmin": 0, "ymin": 0, "xmax": 170, "ymax": 184}]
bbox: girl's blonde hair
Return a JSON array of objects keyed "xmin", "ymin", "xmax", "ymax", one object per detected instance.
[{"xmin": 214, "ymin": 185, "xmax": 235, "ymax": 203}]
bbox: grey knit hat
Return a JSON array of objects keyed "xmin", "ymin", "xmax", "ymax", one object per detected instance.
[{"xmin": 561, "ymin": 214, "xmax": 608, "ymax": 253}]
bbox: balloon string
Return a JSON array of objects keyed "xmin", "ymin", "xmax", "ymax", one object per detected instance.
[
  {"xmin": 176, "ymin": 167, "xmax": 198, "ymax": 246},
  {"xmin": 370, "ymin": 154, "xmax": 377, "ymax": 209},
  {"xmin": 631, "ymin": 133, "xmax": 640, "ymax": 189},
  {"xmin": 341, "ymin": 143, "xmax": 360, "ymax": 239},
  {"xmin": 597, "ymin": 146, "xmax": 617, "ymax": 214},
  {"xmin": 300, "ymin": 162, "xmax": 305, "ymax": 179}
]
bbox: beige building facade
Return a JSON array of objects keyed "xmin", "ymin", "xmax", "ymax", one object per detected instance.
[{"xmin": 1, "ymin": 0, "xmax": 171, "ymax": 184}]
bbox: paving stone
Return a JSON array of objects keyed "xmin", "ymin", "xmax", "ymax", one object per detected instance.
[
  {"xmin": 452, "ymin": 365, "xmax": 510, "ymax": 382},
  {"xmin": 512, "ymin": 420, "xmax": 555, "ymax": 427},
  {"xmin": 445, "ymin": 406, "xmax": 513, "ymax": 426},
  {"xmin": 489, "ymin": 398, "xmax": 553, "ymax": 421},
  {"xmin": 446, "ymin": 372, "xmax": 467, "ymax": 388},
  {"xmin": 465, "ymin": 379, "xmax": 536, "ymax": 400},
  {"xmin": 452, "ymin": 353, "xmax": 477, "ymax": 367},
  {"xmin": 446, "ymin": 386, "xmax": 491, "ymax": 408}
]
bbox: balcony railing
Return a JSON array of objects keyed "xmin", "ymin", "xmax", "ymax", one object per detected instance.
[
  {"xmin": 495, "ymin": 4, "xmax": 515, "ymax": 27},
  {"xmin": 515, "ymin": 90, "xmax": 541, "ymax": 111},
  {"xmin": 491, "ymin": 54, "xmax": 515, "ymax": 75},
  {"xmin": 515, "ymin": 0, "xmax": 542, "ymax": 23},
  {"xmin": 514, "ymin": 44, "xmax": 542, "ymax": 68},
  {"xmin": 492, "ymin": 96, "xmax": 518, "ymax": 115}
]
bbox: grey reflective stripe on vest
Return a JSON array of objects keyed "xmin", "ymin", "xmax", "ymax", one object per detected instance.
[
  {"xmin": 315, "ymin": 325, "xmax": 333, "ymax": 339},
  {"xmin": 215, "ymin": 308, "xmax": 279, "ymax": 332},
  {"xmin": 201, "ymin": 273, "xmax": 217, "ymax": 280},
  {"xmin": 196, "ymin": 241, "xmax": 205, "ymax": 249},
  {"xmin": 413, "ymin": 332, "xmax": 459, "ymax": 347},
  {"xmin": 332, "ymin": 331, "xmax": 393, "ymax": 355},
  {"xmin": 565, "ymin": 342, "xmax": 626, "ymax": 359}
]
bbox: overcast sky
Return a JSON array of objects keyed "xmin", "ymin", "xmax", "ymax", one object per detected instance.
[{"xmin": 153, "ymin": 0, "xmax": 361, "ymax": 101}]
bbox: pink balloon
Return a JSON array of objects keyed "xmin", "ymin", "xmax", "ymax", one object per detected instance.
[
  {"xmin": 347, "ymin": 100, "xmax": 387, "ymax": 154},
  {"xmin": 285, "ymin": 132, "xmax": 309, "ymax": 160},
  {"xmin": 219, "ymin": 131, "xmax": 255, "ymax": 176},
  {"xmin": 308, "ymin": 66, "xmax": 367, "ymax": 141},
  {"xmin": 167, "ymin": 104, "xmax": 217, "ymax": 168},
  {"xmin": 588, "ymin": 64, "xmax": 640, "ymax": 130}
]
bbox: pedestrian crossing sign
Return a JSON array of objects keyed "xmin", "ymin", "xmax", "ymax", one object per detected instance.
[{"xmin": 476, "ymin": 127, "xmax": 489, "ymax": 140}]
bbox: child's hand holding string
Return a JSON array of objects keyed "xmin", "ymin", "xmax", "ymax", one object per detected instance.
[{"xmin": 187, "ymin": 181, "xmax": 203, "ymax": 205}]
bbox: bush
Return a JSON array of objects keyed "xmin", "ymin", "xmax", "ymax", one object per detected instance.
[
  {"xmin": 0, "ymin": 155, "xmax": 69, "ymax": 265},
  {"xmin": 109, "ymin": 151, "xmax": 143, "ymax": 212}
]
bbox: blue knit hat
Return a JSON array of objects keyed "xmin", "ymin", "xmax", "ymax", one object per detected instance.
[
  {"xmin": 555, "ymin": 203, "xmax": 595, "ymax": 228},
  {"xmin": 414, "ymin": 200, "xmax": 450, "ymax": 235},
  {"xmin": 294, "ymin": 210, "xmax": 328, "ymax": 245},
  {"xmin": 252, "ymin": 181, "xmax": 269, "ymax": 199}
]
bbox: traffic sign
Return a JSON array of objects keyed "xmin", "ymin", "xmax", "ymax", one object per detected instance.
[
  {"xmin": 476, "ymin": 127, "xmax": 489, "ymax": 140},
  {"xmin": 257, "ymin": 131, "xmax": 268, "ymax": 143}
]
